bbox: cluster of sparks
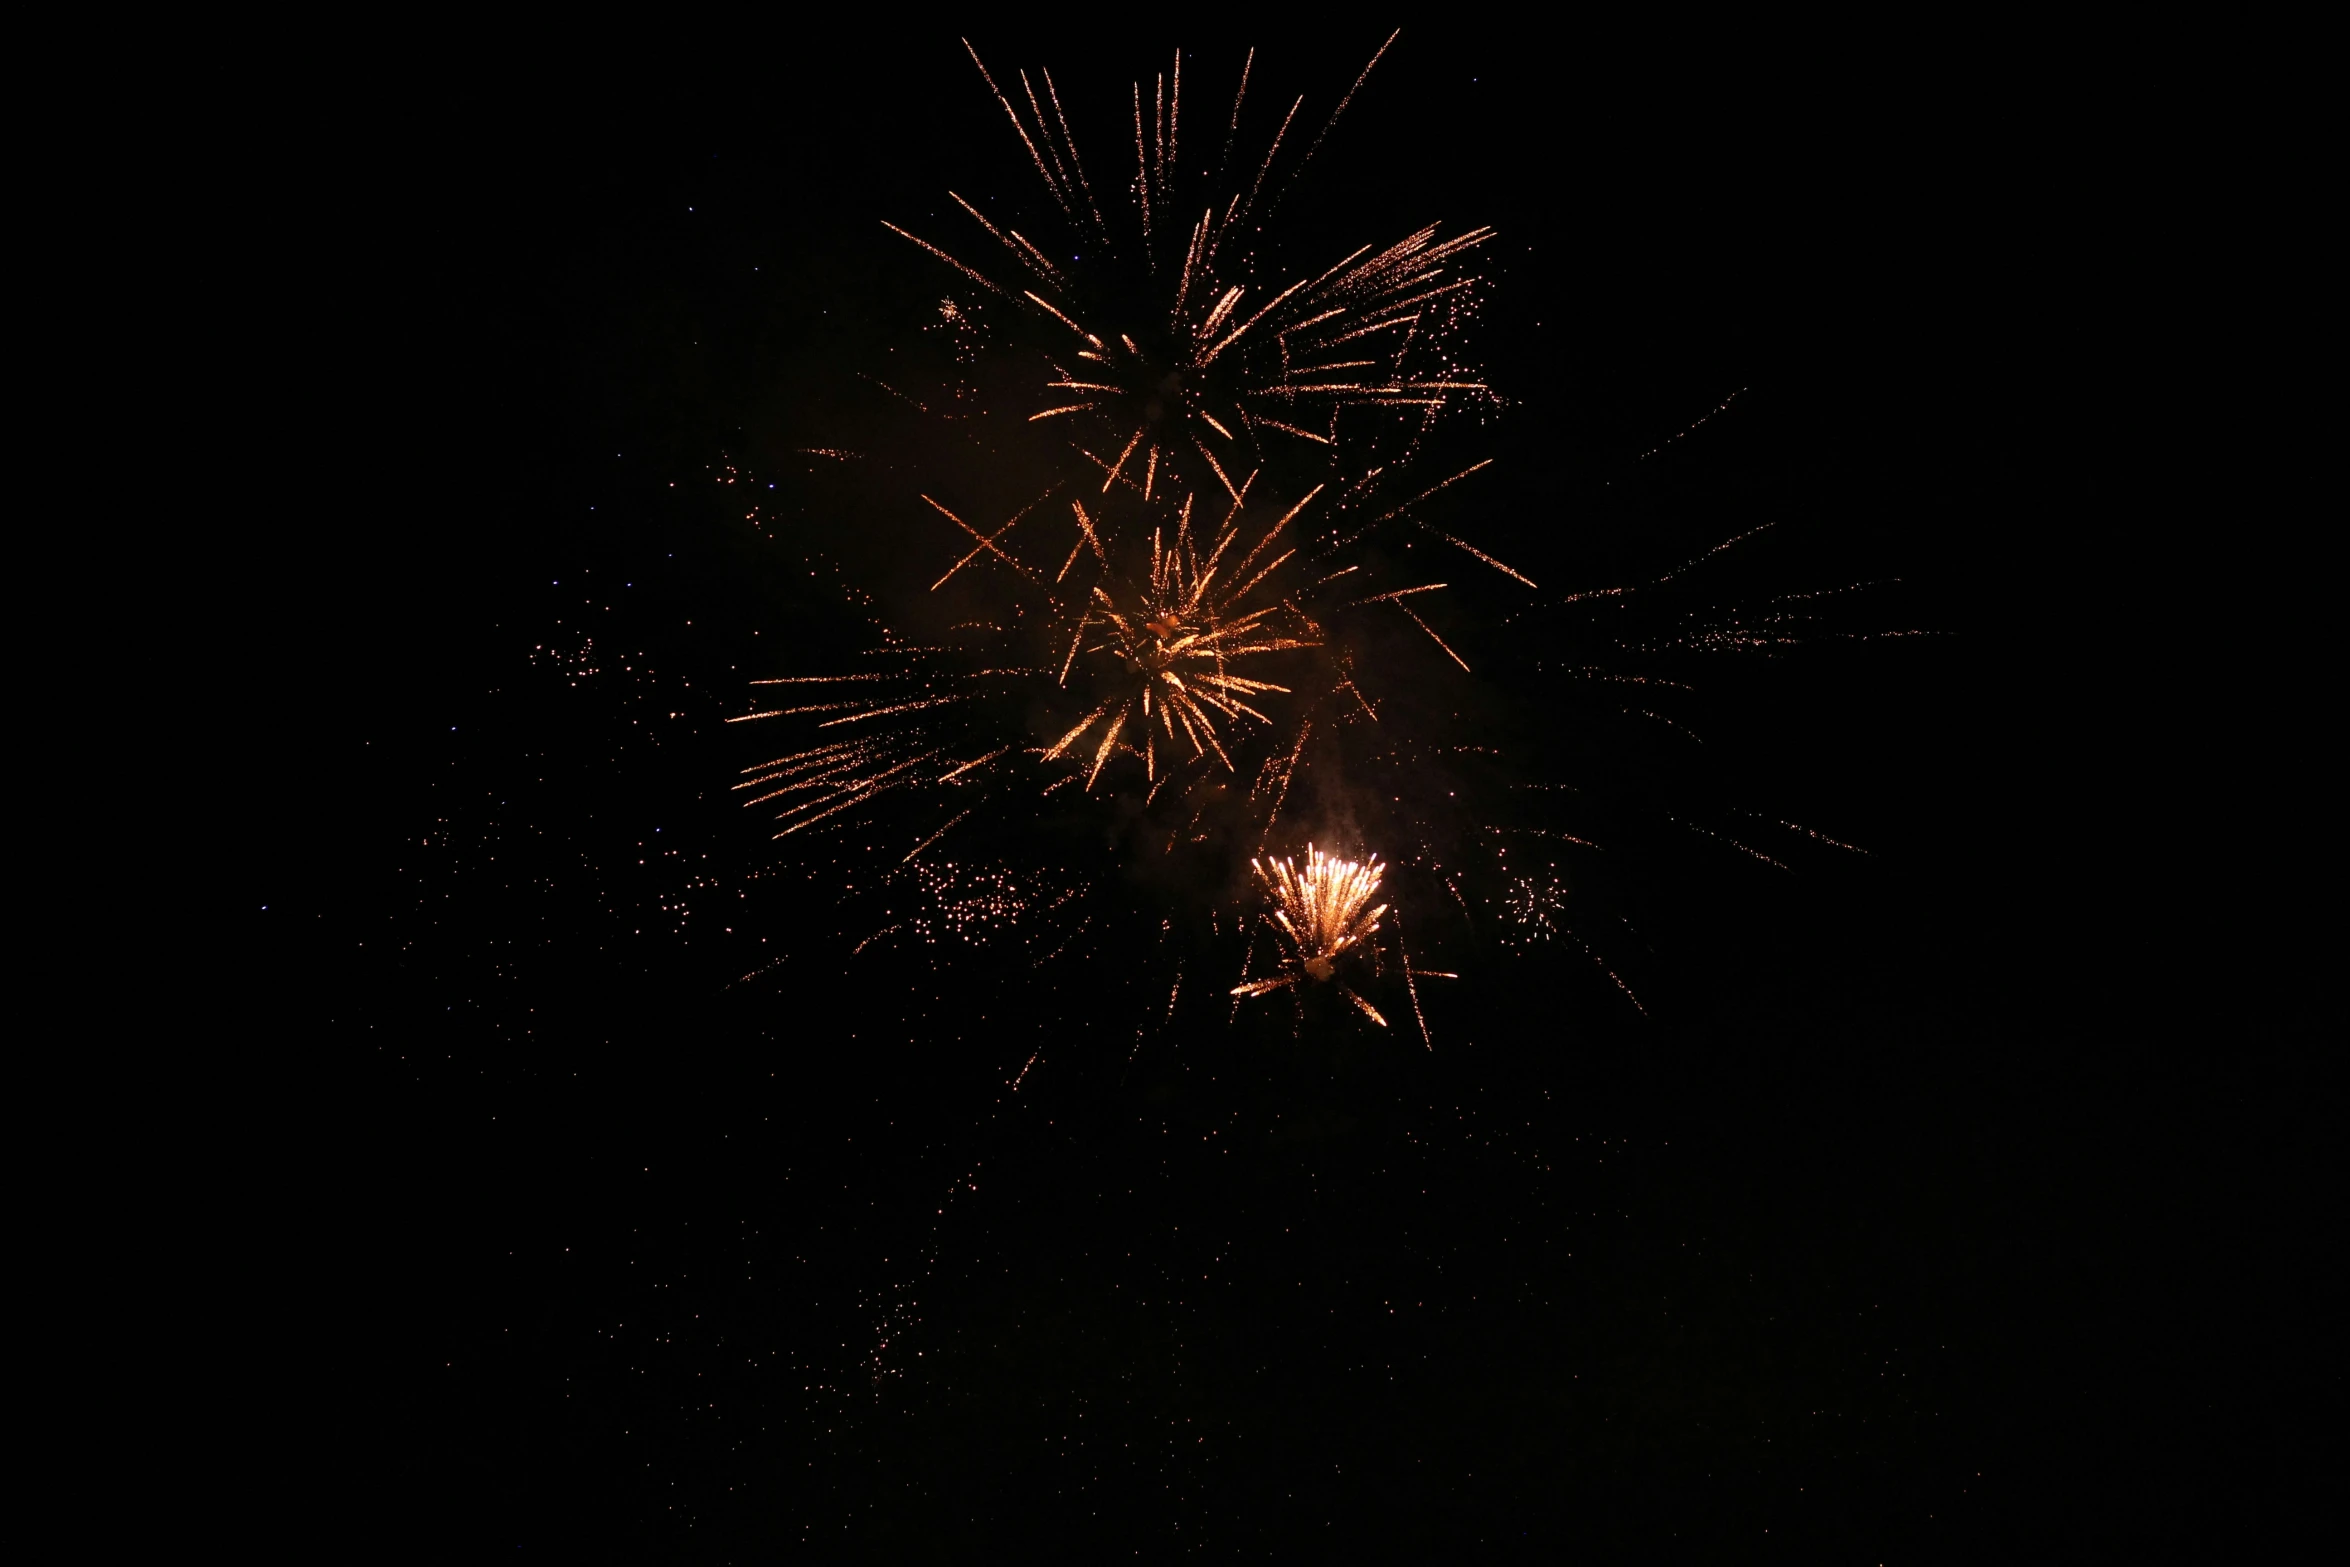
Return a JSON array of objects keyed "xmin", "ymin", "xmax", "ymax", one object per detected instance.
[
  {"xmin": 774, "ymin": 37, "xmax": 1530, "ymax": 828},
  {"xmin": 729, "ymin": 665, "xmax": 1019, "ymax": 843},
  {"xmin": 1045, "ymin": 492, "xmax": 1316, "ymax": 788},
  {"xmin": 1230, "ymin": 847, "xmax": 1452, "ymax": 1042},
  {"xmin": 884, "ymin": 34, "xmax": 1494, "ymax": 509},
  {"xmin": 726, "ymin": 35, "xmax": 1890, "ymax": 1049},
  {"xmin": 1233, "ymin": 846, "xmax": 1388, "ymax": 1007},
  {"xmin": 720, "ymin": 37, "xmax": 1540, "ymax": 1042},
  {"xmin": 740, "ymin": 65, "xmax": 1526, "ymax": 827}
]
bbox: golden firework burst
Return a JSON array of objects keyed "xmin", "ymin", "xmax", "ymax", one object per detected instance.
[
  {"xmin": 883, "ymin": 39, "xmax": 1496, "ymax": 507},
  {"xmin": 1042, "ymin": 490, "xmax": 1318, "ymax": 789},
  {"xmin": 1231, "ymin": 845, "xmax": 1391, "ymax": 1023}
]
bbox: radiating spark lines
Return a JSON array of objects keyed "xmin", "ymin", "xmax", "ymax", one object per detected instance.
[
  {"xmin": 876, "ymin": 40, "xmax": 1502, "ymax": 519},
  {"xmin": 1036, "ymin": 482, "xmax": 1320, "ymax": 791},
  {"xmin": 1231, "ymin": 846, "xmax": 1393, "ymax": 1025}
]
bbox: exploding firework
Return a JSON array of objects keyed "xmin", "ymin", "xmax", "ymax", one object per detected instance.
[
  {"xmin": 723, "ymin": 38, "xmax": 1903, "ymax": 1038},
  {"xmin": 803, "ymin": 38, "xmax": 1537, "ymax": 822},
  {"xmin": 1042, "ymin": 488, "xmax": 1321, "ymax": 790},
  {"xmin": 1231, "ymin": 846, "xmax": 1437, "ymax": 1037},
  {"xmin": 728, "ymin": 37, "xmax": 1536, "ymax": 854},
  {"xmin": 883, "ymin": 35, "xmax": 1496, "ymax": 507}
]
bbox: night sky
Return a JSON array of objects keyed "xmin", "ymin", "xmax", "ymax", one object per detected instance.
[{"xmin": 269, "ymin": 25, "xmax": 2306, "ymax": 1560}]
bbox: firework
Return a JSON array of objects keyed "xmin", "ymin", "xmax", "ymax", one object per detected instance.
[
  {"xmin": 1231, "ymin": 845, "xmax": 1392, "ymax": 1024},
  {"xmin": 1042, "ymin": 488, "xmax": 1322, "ymax": 790},
  {"xmin": 885, "ymin": 39, "xmax": 1499, "ymax": 528},
  {"xmin": 724, "ymin": 39, "xmax": 1895, "ymax": 1036},
  {"xmin": 727, "ymin": 656, "xmax": 1027, "ymax": 847},
  {"xmin": 788, "ymin": 40, "xmax": 1540, "ymax": 826}
]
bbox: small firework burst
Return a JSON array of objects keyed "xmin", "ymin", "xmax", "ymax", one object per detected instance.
[
  {"xmin": 1232, "ymin": 845, "xmax": 1391, "ymax": 1024},
  {"xmin": 1043, "ymin": 491, "xmax": 1318, "ymax": 788}
]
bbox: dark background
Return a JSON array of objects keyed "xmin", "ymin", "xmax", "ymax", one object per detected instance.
[{"xmin": 256, "ymin": 23, "xmax": 2314, "ymax": 1560}]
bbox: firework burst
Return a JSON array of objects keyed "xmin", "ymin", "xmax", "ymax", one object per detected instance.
[
  {"xmin": 723, "ymin": 38, "xmax": 1544, "ymax": 857},
  {"xmin": 811, "ymin": 38, "xmax": 1539, "ymax": 824},
  {"xmin": 1232, "ymin": 845, "xmax": 1396, "ymax": 1027},
  {"xmin": 880, "ymin": 35, "xmax": 1496, "ymax": 507},
  {"xmin": 1042, "ymin": 486, "xmax": 1321, "ymax": 790}
]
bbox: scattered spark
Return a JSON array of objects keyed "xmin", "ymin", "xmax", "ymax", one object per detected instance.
[{"xmin": 1638, "ymin": 386, "xmax": 1748, "ymax": 461}]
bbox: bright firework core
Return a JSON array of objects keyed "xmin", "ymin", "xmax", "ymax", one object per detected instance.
[{"xmin": 1234, "ymin": 846, "xmax": 1391, "ymax": 1025}]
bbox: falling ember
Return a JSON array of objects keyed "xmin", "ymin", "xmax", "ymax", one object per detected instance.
[{"xmin": 1232, "ymin": 845, "xmax": 1391, "ymax": 1025}]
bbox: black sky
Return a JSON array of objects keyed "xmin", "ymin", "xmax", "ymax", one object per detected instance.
[{"xmin": 258, "ymin": 24, "xmax": 2308, "ymax": 1560}]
